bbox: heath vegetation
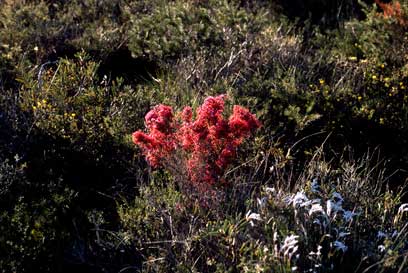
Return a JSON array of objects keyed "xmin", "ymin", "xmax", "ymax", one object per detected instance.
[{"xmin": 0, "ymin": 0, "xmax": 407, "ymax": 272}]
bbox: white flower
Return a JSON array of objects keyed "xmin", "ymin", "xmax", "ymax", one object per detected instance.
[
  {"xmin": 300, "ymin": 199, "xmax": 321, "ymax": 208},
  {"xmin": 378, "ymin": 245, "xmax": 386, "ymax": 253},
  {"xmin": 311, "ymin": 178, "xmax": 320, "ymax": 193},
  {"xmin": 398, "ymin": 203, "xmax": 408, "ymax": 215},
  {"xmin": 377, "ymin": 231, "xmax": 387, "ymax": 239},
  {"xmin": 333, "ymin": 241, "xmax": 348, "ymax": 252},
  {"xmin": 257, "ymin": 197, "xmax": 268, "ymax": 209},
  {"xmin": 317, "ymin": 245, "xmax": 322, "ymax": 254},
  {"xmin": 273, "ymin": 231, "xmax": 279, "ymax": 254},
  {"xmin": 245, "ymin": 210, "xmax": 262, "ymax": 226},
  {"xmin": 309, "ymin": 203, "xmax": 325, "ymax": 216},
  {"xmin": 265, "ymin": 187, "xmax": 276, "ymax": 193},
  {"xmin": 331, "ymin": 192, "xmax": 344, "ymax": 204},
  {"xmin": 326, "ymin": 200, "xmax": 343, "ymax": 216},
  {"xmin": 291, "ymin": 191, "xmax": 309, "ymax": 207},
  {"xmin": 338, "ymin": 232, "xmax": 350, "ymax": 238},
  {"xmin": 273, "ymin": 231, "xmax": 279, "ymax": 241},
  {"xmin": 281, "ymin": 235, "xmax": 299, "ymax": 259},
  {"xmin": 283, "ymin": 235, "xmax": 299, "ymax": 247},
  {"xmin": 343, "ymin": 210, "xmax": 358, "ymax": 222},
  {"xmin": 313, "ymin": 219, "xmax": 321, "ymax": 225},
  {"xmin": 308, "ymin": 245, "xmax": 322, "ymax": 257},
  {"xmin": 263, "ymin": 246, "xmax": 269, "ymax": 253}
]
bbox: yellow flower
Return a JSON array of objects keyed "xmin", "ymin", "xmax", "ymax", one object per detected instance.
[
  {"xmin": 348, "ymin": 56, "xmax": 357, "ymax": 61},
  {"xmin": 71, "ymin": 113, "xmax": 76, "ymax": 118},
  {"xmin": 372, "ymin": 75, "xmax": 377, "ymax": 80},
  {"xmin": 358, "ymin": 96, "xmax": 362, "ymax": 101},
  {"xmin": 381, "ymin": 64, "xmax": 385, "ymax": 69},
  {"xmin": 32, "ymin": 106, "xmax": 37, "ymax": 110},
  {"xmin": 379, "ymin": 118, "xmax": 384, "ymax": 124},
  {"xmin": 319, "ymin": 79, "xmax": 325, "ymax": 85},
  {"xmin": 42, "ymin": 99, "xmax": 47, "ymax": 104}
]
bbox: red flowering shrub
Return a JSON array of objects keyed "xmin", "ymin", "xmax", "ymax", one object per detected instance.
[
  {"xmin": 132, "ymin": 95, "xmax": 261, "ymax": 196},
  {"xmin": 375, "ymin": 0, "xmax": 407, "ymax": 26}
]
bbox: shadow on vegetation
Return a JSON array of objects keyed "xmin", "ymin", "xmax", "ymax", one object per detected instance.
[{"xmin": 97, "ymin": 48, "xmax": 159, "ymax": 85}]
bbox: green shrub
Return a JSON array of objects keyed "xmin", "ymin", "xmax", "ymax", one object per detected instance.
[
  {"xmin": 128, "ymin": 0, "xmax": 268, "ymax": 62},
  {"xmin": 224, "ymin": 2, "xmax": 408, "ymax": 170},
  {"xmin": 0, "ymin": 0, "xmax": 131, "ymax": 87},
  {"xmin": 0, "ymin": 50, "xmax": 164, "ymax": 271},
  {"xmin": 16, "ymin": 51, "xmax": 162, "ymax": 154},
  {"xmin": 0, "ymin": 156, "xmax": 75, "ymax": 272}
]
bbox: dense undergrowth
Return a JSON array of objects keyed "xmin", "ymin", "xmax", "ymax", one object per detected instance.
[{"xmin": 0, "ymin": 0, "xmax": 407, "ymax": 272}]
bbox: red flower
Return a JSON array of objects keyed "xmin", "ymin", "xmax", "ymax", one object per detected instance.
[
  {"xmin": 216, "ymin": 145, "xmax": 236, "ymax": 169},
  {"xmin": 231, "ymin": 105, "xmax": 261, "ymax": 132},
  {"xmin": 145, "ymin": 104, "xmax": 174, "ymax": 133},
  {"xmin": 196, "ymin": 95, "xmax": 226, "ymax": 125},
  {"xmin": 132, "ymin": 95, "xmax": 260, "ymax": 196},
  {"xmin": 181, "ymin": 106, "xmax": 193, "ymax": 123},
  {"xmin": 229, "ymin": 117, "xmax": 250, "ymax": 139},
  {"xmin": 132, "ymin": 131, "xmax": 157, "ymax": 149}
]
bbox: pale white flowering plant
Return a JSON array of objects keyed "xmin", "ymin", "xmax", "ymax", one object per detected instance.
[{"xmin": 240, "ymin": 154, "xmax": 408, "ymax": 273}]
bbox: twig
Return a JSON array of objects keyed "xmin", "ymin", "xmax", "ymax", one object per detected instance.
[
  {"xmin": 144, "ymin": 240, "xmax": 187, "ymax": 245},
  {"xmin": 37, "ymin": 61, "xmax": 58, "ymax": 92}
]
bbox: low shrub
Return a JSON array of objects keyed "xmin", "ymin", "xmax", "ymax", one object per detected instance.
[
  {"xmin": 118, "ymin": 150, "xmax": 408, "ymax": 272},
  {"xmin": 128, "ymin": 0, "xmax": 268, "ymax": 63},
  {"xmin": 132, "ymin": 95, "xmax": 261, "ymax": 204},
  {"xmin": 0, "ymin": 156, "xmax": 75, "ymax": 273}
]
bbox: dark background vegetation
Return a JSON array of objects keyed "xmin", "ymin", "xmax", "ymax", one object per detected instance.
[{"xmin": 0, "ymin": 0, "xmax": 407, "ymax": 272}]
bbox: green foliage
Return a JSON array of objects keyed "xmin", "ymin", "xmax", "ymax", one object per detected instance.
[
  {"xmin": 0, "ymin": 190, "xmax": 74, "ymax": 272},
  {"xmin": 228, "ymin": 2, "xmax": 408, "ymax": 169},
  {"xmin": 128, "ymin": 0, "xmax": 268, "ymax": 62},
  {"xmin": 0, "ymin": 157, "xmax": 75, "ymax": 272},
  {"xmin": 16, "ymin": 51, "xmax": 162, "ymax": 155},
  {"xmin": 0, "ymin": 0, "xmax": 52, "ymax": 62}
]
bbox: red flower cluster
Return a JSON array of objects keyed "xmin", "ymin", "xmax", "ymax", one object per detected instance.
[
  {"xmin": 132, "ymin": 95, "xmax": 261, "ymax": 191},
  {"xmin": 375, "ymin": 0, "xmax": 406, "ymax": 26}
]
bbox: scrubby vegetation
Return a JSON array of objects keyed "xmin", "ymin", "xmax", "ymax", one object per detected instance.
[{"xmin": 0, "ymin": 0, "xmax": 407, "ymax": 272}]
